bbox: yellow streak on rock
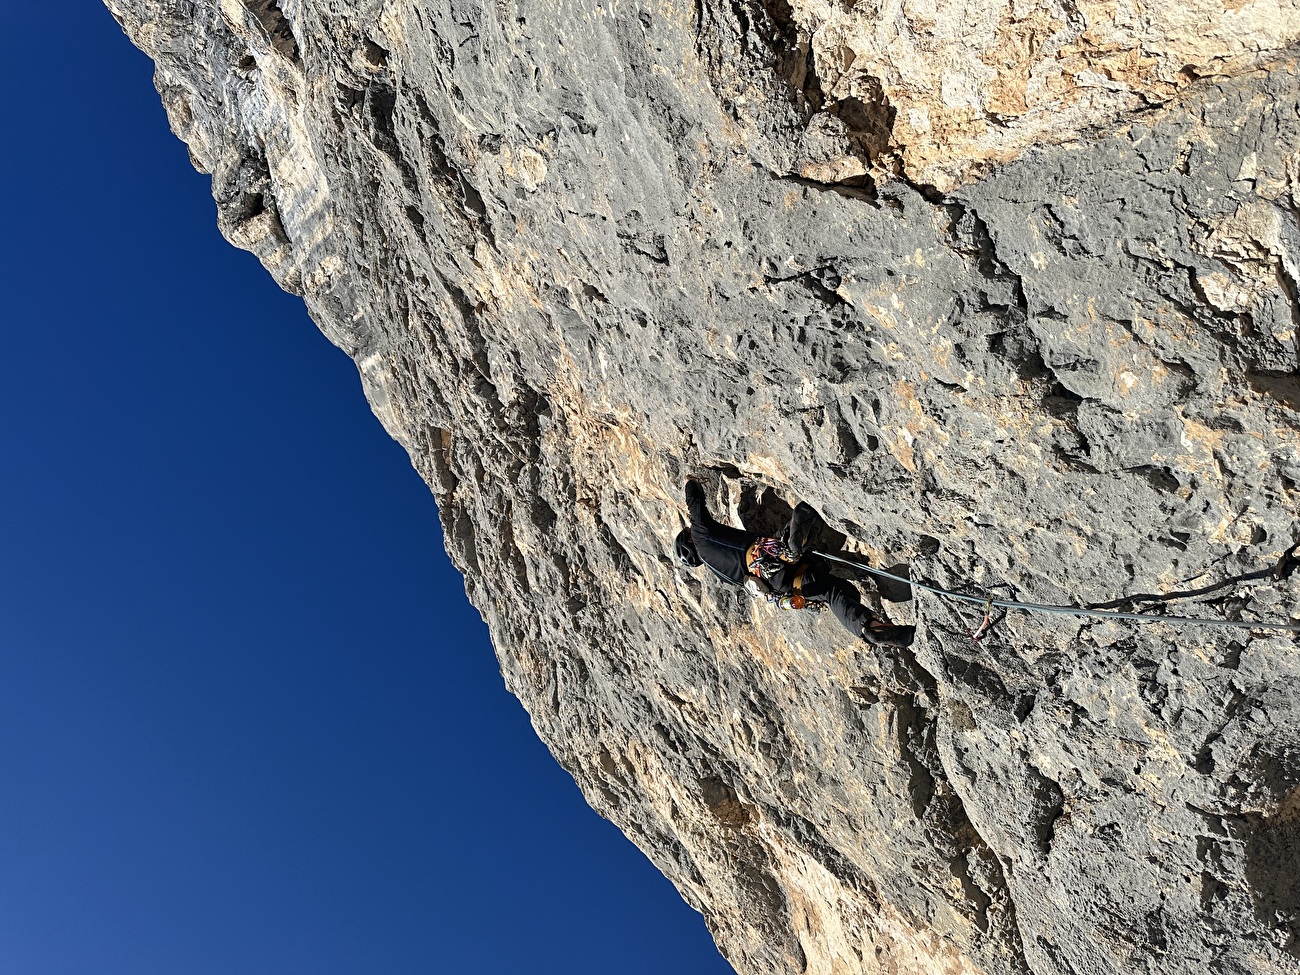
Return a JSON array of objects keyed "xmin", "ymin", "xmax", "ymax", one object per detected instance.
[
  {"xmin": 756, "ymin": 820, "xmax": 989, "ymax": 975},
  {"xmin": 741, "ymin": 452, "xmax": 790, "ymax": 485},
  {"xmin": 1173, "ymin": 411, "xmax": 1226, "ymax": 479},
  {"xmin": 788, "ymin": 1, "xmax": 1300, "ymax": 189},
  {"xmin": 884, "ymin": 380, "xmax": 951, "ymax": 474}
]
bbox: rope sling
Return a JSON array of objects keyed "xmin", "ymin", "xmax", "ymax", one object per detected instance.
[{"xmin": 813, "ymin": 545, "xmax": 1300, "ymax": 639}]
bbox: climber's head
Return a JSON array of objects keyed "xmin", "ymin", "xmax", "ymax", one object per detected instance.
[{"xmin": 674, "ymin": 527, "xmax": 701, "ymax": 568}]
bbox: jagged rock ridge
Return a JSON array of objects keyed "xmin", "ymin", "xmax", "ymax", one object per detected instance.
[{"xmin": 105, "ymin": 2, "xmax": 1300, "ymax": 972}]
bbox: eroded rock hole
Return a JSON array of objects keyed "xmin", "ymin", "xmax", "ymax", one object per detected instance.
[
  {"xmin": 361, "ymin": 39, "xmax": 388, "ymax": 69},
  {"xmin": 239, "ymin": 0, "xmax": 301, "ymax": 63},
  {"xmin": 701, "ymin": 777, "xmax": 754, "ymax": 829}
]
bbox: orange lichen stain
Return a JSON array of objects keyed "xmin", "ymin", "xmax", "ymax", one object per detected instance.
[
  {"xmin": 842, "ymin": 540, "xmax": 892, "ymax": 568},
  {"xmin": 891, "ymin": 434, "xmax": 917, "ymax": 473},
  {"xmin": 801, "ymin": 157, "xmax": 868, "ymax": 183},
  {"xmin": 1104, "ymin": 321, "xmax": 1133, "ymax": 350},
  {"xmin": 544, "ymin": 346, "xmax": 691, "ymax": 594},
  {"xmin": 741, "ymin": 452, "xmax": 788, "ymax": 485},
  {"xmin": 984, "ymin": 68, "xmax": 1030, "ymax": 118},
  {"xmin": 931, "ymin": 338, "xmax": 953, "ymax": 373},
  {"xmin": 1179, "ymin": 414, "xmax": 1226, "ymax": 453},
  {"xmin": 1208, "ymin": 511, "xmax": 1253, "ymax": 547},
  {"xmin": 857, "ymin": 303, "xmax": 900, "ymax": 331},
  {"xmin": 724, "ymin": 624, "xmax": 816, "ymax": 680},
  {"xmin": 1169, "ymin": 411, "xmax": 1228, "ymax": 480},
  {"xmin": 884, "ymin": 380, "xmax": 950, "ymax": 474},
  {"xmin": 979, "ymin": 9, "xmax": 1067, "ymax": 116}
]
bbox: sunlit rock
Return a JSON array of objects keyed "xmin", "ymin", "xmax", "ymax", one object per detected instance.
[{"xmin": 106, "ymin": 1, "xmax": 1300, "ymax": 971}]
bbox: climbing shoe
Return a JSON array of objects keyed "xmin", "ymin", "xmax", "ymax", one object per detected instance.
[{"xmin": 862, "ymin": 622, "xmax": 916, "ymax": 648}]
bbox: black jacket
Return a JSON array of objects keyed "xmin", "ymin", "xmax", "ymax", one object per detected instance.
[
  {"xmin": 685, "ymin": 480, "xmax": 754, "ymax": 584},
  {"xmin": 684, "ymin": 481, "xmax": 817, "ymax": 591}
]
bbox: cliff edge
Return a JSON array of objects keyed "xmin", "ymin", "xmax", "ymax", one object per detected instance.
[{"xmin": 105, "ymin": 1, "xmax": 1300, "ymax": 972}]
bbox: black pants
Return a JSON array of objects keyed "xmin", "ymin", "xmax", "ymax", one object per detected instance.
[{"xmin": 797, "ymin": 562, "xmax": 875, "ymax": 638}]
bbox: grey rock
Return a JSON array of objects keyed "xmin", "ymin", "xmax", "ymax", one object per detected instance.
[{"xmin": 103, "ymin": 2, "xmax": 1300, "ymax": 972}]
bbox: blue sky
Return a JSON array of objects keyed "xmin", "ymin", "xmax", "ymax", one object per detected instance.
[{"xmin": 0, "ymin": 5, "xmax": 731, "ymax": 972}]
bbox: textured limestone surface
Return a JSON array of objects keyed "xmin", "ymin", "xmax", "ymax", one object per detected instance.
[
  {"xmin": 105, "ymin": 1, "xmax": 1300, "ymax": 973},
  {"xmin": 786, "ymin": 0, "xmax": 1300, "ymax": 189}
]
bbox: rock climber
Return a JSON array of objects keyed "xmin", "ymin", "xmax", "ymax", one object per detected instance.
[{"xmin": 675, "ymin": 478, "xmax": 915, "ymax": 648}]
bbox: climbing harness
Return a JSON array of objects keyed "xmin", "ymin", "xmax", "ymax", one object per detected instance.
[
  {"xmin": 972, "ymin": 593, "xmax": 995, "ymax": 642},
  {"xmin": 745, "ymin": 536, "xmax": 799, "ymax": 580},
  {"xmin": 742, "ymin": 536, "xmax": 813, "ymax": 610},
  {"xmin": 813, "ymin": 549, "xmax": 1300, "ymax": 637}
]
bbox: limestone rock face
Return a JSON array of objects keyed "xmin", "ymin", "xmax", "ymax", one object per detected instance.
[
  {"xmin": 786, "ymin": 0, "xmax": 1300, "ymax": 189},
  {"xmin": 105, "ymin": 1, "xmax": 1300, "ymax": 973}
]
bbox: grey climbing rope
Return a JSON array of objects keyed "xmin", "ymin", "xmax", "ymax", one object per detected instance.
[{"xmin": 813, "ymin": 550, "xmax": 1300, "ymax": 635}]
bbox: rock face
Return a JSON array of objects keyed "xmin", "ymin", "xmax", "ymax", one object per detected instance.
[
  {"xmin": 105, "ymin": 2, "xmax": 1300, "ymax": 973},
  {"xmin": 786, "ymin": 0, "xmax": 1300, "ymax": 190}
]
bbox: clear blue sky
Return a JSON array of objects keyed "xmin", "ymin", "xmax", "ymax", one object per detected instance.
[{"xmin": 0, "ymin": 5, "xmax": 731, "ymax": 973}]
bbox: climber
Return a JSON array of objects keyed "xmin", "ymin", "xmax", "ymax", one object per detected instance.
[{"xmin": 674, "ymin": 478, "xmax": 915, "ymax": 648}]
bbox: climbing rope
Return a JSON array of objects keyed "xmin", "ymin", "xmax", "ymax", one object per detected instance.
[
  {"xmin": 812, "ymin": 550, "xmax": 1300, "ymax": 636},
  {"xmin": 1086, "ymin": 541, "xmax": 1300, "ymax": 611}
]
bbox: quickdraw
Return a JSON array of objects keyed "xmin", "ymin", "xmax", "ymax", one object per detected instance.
[
  {"xmin": 971, "ymin": 594, "xmax": 995, "ymax": 642},
  {"xmin": 745, "ymin": 536, "xmax": 798, "ymax": 581},
  {"xmin": 745, "ymin": 540, "xmax": 813, "ymax": 610}
]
